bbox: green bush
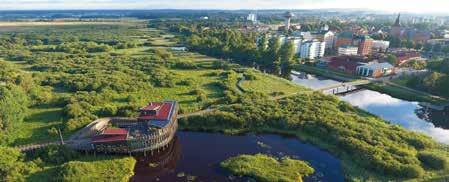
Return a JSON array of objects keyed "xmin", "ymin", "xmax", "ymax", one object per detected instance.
[
  {"xmin": 59, "ymin": 157, "xmax": 136, "ymax": 182},
  {"xmin": 221, "ymin": 154, "xmax": 314, "ymax": 182},
  {"xmin": 418, "ymin": 152, "xmax": 449, "ymax": 170},
  {"xmin": 27, "ymin": 145, "xmax": 79, "ymax": 165}
]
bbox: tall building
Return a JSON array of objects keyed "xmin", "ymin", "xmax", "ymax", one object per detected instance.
[
  {"xmin": 283, "ymin": 11, "xmax": 294, "ymax": 31},
  {"xmin": 338, "ymin": 46, "xmax": 358, "ymax": 56},
  {"xmin": 323, "ymin": 31, "xmax": 336, "ymax": 50},
  {"xmin": 335, "ymin": 32, "xmax": 353, "ymax": 49},
  {"xmin": 390, "ymin": 14, "xmax": 403, "ymax": 38},
  {"xmin": 300, "ymin": 40, "xmax": 326, "ymax": 60},
  {"xmin": 357, "ymin": 36, "xmax": 374, "ymax": 56},
  {"xmin": 389, "ymin": 14, "xmax": 431, "ymax": 44},
  {"xmin": 247, "ymin": 13, "xmax": 257, "ymax": 23}
]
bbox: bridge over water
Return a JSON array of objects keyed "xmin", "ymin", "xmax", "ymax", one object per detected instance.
[{"xmin": 317, "ymin": 80, "xmax": 372, "ymax": 95}]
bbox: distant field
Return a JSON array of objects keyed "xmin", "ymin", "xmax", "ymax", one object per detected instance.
[{"xmin": 0, "ymin": 21, "xmax": 135, "ymax": 27}]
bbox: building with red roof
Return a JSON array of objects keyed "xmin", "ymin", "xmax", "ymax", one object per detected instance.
[
  {"xmin": 326, "ymin": 56, "xmax": 363, "ymax": 74},
  {"xmin": 91, "ymin": 101, "xmax": 178, "ymax": 153}
]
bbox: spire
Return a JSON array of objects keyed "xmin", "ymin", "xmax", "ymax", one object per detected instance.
[{"xmin": 394, "ymin": 13, "xmax": 401, "ymax": 27}]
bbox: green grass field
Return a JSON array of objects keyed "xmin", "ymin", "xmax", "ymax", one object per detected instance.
[{"xmin": 240, "ymin": 70, "xmax": 305, "ymax": 96}]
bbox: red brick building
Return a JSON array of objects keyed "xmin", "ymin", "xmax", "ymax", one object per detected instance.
[{"xmin": 357, "ymin": 36, "xmax": 374, "ymax": 56}]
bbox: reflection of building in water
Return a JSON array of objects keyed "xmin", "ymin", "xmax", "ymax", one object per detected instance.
[
  {"xmin": 131, "ymin": 136, "xmax": 181, "ymax": 182},
  {"xmin": 416, "ymin": 107, "xmax": 449, "ymax": 130}
]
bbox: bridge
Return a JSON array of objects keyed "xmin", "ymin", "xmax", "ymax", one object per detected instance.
[{"xmin": 317, "ymin": 80, "xmax": 372, "ymax": 95}]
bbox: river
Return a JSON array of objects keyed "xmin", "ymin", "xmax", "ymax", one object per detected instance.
[
  {"xmin": 291, "ymin": 73, "xmax": 449, "ymax": 144},
  {"xmin": 132, "ymin": 131, "xmax": 343, "ymax": 182}
]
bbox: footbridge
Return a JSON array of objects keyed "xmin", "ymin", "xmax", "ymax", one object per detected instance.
[{"xmin": 317, "ymin": 80, "xmax": 372, "ymax": 95}]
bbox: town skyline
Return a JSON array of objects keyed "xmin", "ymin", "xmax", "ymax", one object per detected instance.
[{"xmin": 1, "ymin": 0, "xmax": 449, "ymax": 14}]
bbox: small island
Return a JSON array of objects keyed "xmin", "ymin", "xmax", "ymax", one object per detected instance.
[{"xmin": 221, "ymin": 154, "xmax": 315, "ymax": 182}]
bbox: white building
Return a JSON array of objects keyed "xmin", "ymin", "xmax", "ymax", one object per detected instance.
[
  {"xmin": 247, "ymin": 13, "xmax": 257, "ymax": 23},
  {"xmin": 278, "ymin": 36, "xmax": 303, "ymax": 54},
  {"xmin": 444, "ymin": 30, "xmax": 449, "ymax": 39},
  {"xmin": 338, "ymin": 46, "xmax": 358, "ymax": 56},
  {"xmin": 291, "ymin": 37, "xmax": 303, "ymax": 54},
  {"xmin": 323, "ymin": 31, "xmax": 336, "ymax": 50},
  {"xmin": 372, "ymin": 40, "xmax": 390, "ymax": 51},
  {"xmin": 300, "ymin": 40, "xmax": 326, "ymax": 60}
]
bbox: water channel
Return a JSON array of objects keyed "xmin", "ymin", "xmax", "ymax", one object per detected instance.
[{"xmin": 291, "ymin": 73, "xmax": 449, "ymax": 144}]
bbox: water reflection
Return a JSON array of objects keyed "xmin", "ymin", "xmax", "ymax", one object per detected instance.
[
  {"xmin": 416, "ymin": 107, "xmax": 449, "ymax": 130},
  {"xmin": 131, "ymin": 131, "xmax": 343, "ymax": 182},
  {"xmin": 341, "ymin": 90, "xmax": 449, "ymax": 144},
  {"xmin": 132, "ymin": 137, "xmax": 181, "ymax": 182}
]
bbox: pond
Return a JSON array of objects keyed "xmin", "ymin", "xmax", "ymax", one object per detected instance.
[
  {"xmin": 291, "ymin": 72, "xmax": 449, "ymax": 144},
  {"xmin": 132, "ymin": 131, "xmax": 344, "ymax": 182}
]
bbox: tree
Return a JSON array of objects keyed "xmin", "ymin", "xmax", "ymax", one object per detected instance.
[
  {"xmin": 386, "ymin": 54, "xmax": 399, "ymax": 66},
  {"xmin": 0, "ymin": 147, "xmax": 37, "ymax": 181},
  {"xmin": 279, "ymin": 40, "xmax": 295, "ymax": 79},
  {"xmin": 405, "ymin": 40, "xmax": 415, "ymax": 50},
  {"xmin": 266, "ymin": 36, "xmax": 281, "ymax": 73},
  {"xmin": 423, "ymin": 43, "xmax": 433, "ymax": 52},
  {"xmin": 0, "ymin": 85, "xmax": 29, "ymax": 145}
]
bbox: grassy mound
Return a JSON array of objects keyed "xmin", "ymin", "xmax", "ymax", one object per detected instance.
[{"xmin": 221, "ymin": 154, "xmax": 314, "ymax": 182}]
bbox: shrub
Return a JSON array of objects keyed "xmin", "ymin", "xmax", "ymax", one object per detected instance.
[
  {"xmin": 221, "ymin": 154, "xmax": 314, "ymax": 182},
  {"xmin": 60, "ymin": 157, "xmax": 136, "ymax": 182},
  {"xmin": 418, "ymin": 152, "xmax": 449, "ymax": 170},
  {"xmin": 27, "ymin": 145, "xmax": 79, "ymax": 165}
]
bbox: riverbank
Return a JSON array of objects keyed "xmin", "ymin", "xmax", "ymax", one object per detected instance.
[
  {"xmin": 294, "ymin": 64, "xmax": 449, "ymax": 106},
  {"xmin": 179, "ymin": 92, "xmax": 449, "ymax": 181},
  {"xmin": 365, "ymin": 81, "xmax": 449, "ymax": 106}
]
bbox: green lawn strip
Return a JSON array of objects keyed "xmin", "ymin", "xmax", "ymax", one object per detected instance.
[{"xmin": 365, "ymin": 82, "xmax": 448, "ymax": 105}]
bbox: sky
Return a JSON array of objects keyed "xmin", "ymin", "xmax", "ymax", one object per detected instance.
[{"xmin": 0, "ymin": 0, "xmax": 448, "ymax": 14}]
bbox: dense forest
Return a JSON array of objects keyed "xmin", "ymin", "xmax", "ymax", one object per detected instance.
[{"xmin": 155, "ymin": 21, "xmax": 296, "ymax": 79}]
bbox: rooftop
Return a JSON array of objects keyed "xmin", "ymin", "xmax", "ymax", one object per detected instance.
[
  {"xmin": 92, "ymin": 128, "xmax": 129, "ymax": 143},
  {"xmin": 139, "ymin": 101, "xmax": 174, "ymax": 121},
  {"xmin": 359, "ymin": 62, "xmax": 394, "ymax": 70}
]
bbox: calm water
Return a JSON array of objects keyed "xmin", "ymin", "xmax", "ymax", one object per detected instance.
[
  {"xmin": 291, "ymin": 73, "xmax": 449, "ymax": 144},
  {"xmin": 132, "ymin": 131, "xmax": 343, "ymax": 182},
  {"xmin": 340, "ymin": 90, "xmax": 449, "ymax": 144}
]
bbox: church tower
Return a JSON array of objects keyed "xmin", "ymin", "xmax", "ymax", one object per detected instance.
[{"xmin": 390, "ymin": 13, "xmax": 403, "ymax": 38}]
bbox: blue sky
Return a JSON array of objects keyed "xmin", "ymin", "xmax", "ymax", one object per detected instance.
[{"xmin": 0, "ymin": 0, "xmax": 448, "ymax": 13}]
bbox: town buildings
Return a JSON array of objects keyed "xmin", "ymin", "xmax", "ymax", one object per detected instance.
[
  {"xmin": 335, "ymin": 32, "xmax": 353, "ymax": 48},
  {"xmin": 356, "ymin": 62, "xmax": 395, "ymax": 78},
  {"xmin": 338, "ymin": 46, "xmax": 358, "ymax": 56},
  {"xmin": 300, "ymin": 40, "xmax": 326, "ymax": 59},
  {"xmin": 247, "ymin": 13, "xmax": 257, "ymax": 23},
  {"xmin": 372, "ymin": 40, "xmax": 390, "ymax": 51},
  {"xmin": 357, "ymin": 36, "xmax": 374, "ymax": 56},
  {"xmin": 390, "ymin": 14, "xmax": 431, "ymax": 44},
  {"xmin": 323, "ymin": 31, "xmax": 336, "ymax": 50}
]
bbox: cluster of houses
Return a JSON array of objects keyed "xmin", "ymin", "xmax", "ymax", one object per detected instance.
[{"xmin": 317, "ymin": 48, "xmax": 422, "ymax": 78}]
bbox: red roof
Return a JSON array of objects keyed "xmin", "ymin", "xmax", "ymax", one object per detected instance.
[
  {"xmin": 92, "ymin": 128, "xmax": 128, "ymax": 143},
  {"xmin": 92, "ymin": 135, "xmax": 128, "ymax": 143},
  {"xmin": 328, "ymin": 57, "xmax": 360, "ymax": 74},
  {"xmin": 138, "ymin": 102, "xmax": 174, "ymax": 121},
  {"xmin": 102, "ymin": 128, "xmax": 128, "ymax": 135}
]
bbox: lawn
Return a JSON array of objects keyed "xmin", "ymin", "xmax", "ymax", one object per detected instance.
[{"xmin": 240, "ymin": 70, "xmax": 305, "ymax": 96}]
